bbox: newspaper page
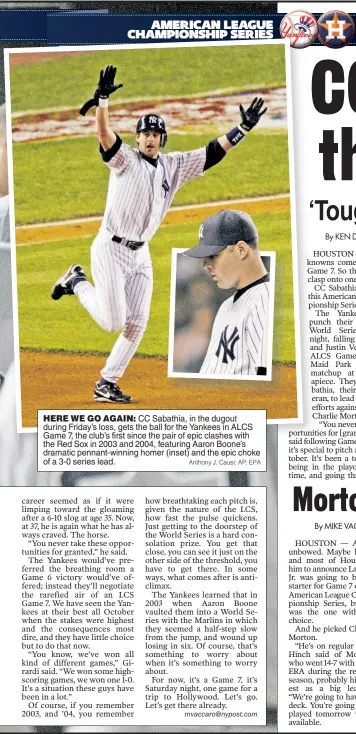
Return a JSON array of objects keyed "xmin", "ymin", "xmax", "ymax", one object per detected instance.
[
  {"xmin": 277, "ymin": 1, "xmax": 356, "ymax": 731},
  {"xmin": 3, "ymin": 0, "xmax": 355, "ymax": 732},
  {"xmin": 1, "ymin": 1, "xmax": 284, "ymax": 729},
  {"xmin": 0, "ymin": 3, "xmax": 283, "ymax": 731}
]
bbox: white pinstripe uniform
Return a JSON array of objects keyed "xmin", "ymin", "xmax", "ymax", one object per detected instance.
[
  {"xmin": 75, "ymin": 139, "xmax": 207, "ymax": 382},
  {"xmin": 200, "ymin": 275, "xmax": 270, "ymax": 375}
]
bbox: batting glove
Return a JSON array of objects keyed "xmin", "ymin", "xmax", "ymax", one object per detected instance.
[
  {"xmin": 79, "ymin": 65, "xmax": 123, "ymax": 116},
  {"xmin": 239, "ymin": 97, "xmax": 267, "ymax": 132},
  {"xmin": 95, "ymin": 65, "xmax": 123, "ymax": 100}
]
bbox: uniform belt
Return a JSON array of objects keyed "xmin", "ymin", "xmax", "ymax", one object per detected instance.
[{"xmin": 112, "ymin": 235, "xmax": 144, "ymax": 250}]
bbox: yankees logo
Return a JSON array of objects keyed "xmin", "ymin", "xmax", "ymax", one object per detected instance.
[
  {"xmin": 199, "ymin": 223, "xmax": 204, "ymax": 239},
  {"xmin": 162, "ymin": 179, "xmax": 170, "ymax": 197},
  {"xmin": 216, "ymin": 326, "xmax": 239, "ymax": 364}
]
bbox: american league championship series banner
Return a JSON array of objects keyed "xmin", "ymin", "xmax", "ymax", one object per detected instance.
[{"xmin": 0, "ymin": 0, "xmax": 356, "ymax": 732}]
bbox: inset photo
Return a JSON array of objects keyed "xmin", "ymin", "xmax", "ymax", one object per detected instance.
[{"xmin": 169, "ymin": 210, "xmax": 275, "ymax": 381}]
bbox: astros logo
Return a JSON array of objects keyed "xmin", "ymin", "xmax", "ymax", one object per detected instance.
[{"xmin": 318, "ymin": 10, "xmax": 355, "ymax": 48}]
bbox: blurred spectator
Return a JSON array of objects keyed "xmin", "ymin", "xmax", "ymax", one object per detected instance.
[
  {"xmin": 173, "ymin": 254, "xmax": 234, "ymax": 372},
  {"xmin": 174, "ymin": 306, "xmax": 213, "ymax": 371},
  {"xmin": 0, "ymin": 102, "xmax": 9, "ymax": 237},
  {"xmin": 0, "ymin": 102, "xmax": 12, "ymax": 381}
]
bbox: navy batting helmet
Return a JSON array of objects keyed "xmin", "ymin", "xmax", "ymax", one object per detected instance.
[{"xmin": 136, "ymin": 114, "xmax": 167, "ymax": 148}]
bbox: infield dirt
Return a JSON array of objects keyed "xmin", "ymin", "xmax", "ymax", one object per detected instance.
[
  {"xmin": 20, "ymin": 351, "xmax": 297, "ymax": 428},
  {"xmin": 16, "ymin": 194, "xmax": 290, "ymax": 245}
]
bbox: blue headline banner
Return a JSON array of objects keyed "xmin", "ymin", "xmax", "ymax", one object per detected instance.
[
  {"xmin": 0, "ymin": 9, "xmax": 107, "ymax": 42},
  {"xmin": 0, "ymin": 11, "xmax": 355, "ymax": 47},
  {"xmin": 0, "ymin": 11, "xmax": 47, "ymax": 41},
  {"xmin": 47, "ymin": 14, "xmax": 280, "ymax": 46}
]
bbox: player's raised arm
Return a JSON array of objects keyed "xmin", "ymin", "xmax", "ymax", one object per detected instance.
[
  {"xmin": 218, "ymin": 96, "xmax": 267, "ymax": 152},
  {"xmin": 96, "ymin": 104, "xmax": 116, "ymax": 151},
  {"xmin": 169, "ymin": 95, "xmax": 267, "ymax": 186},
  {"xmin": 95, "ymin": 65, "xmax": 123, "ymax": 150},
  {"xmin": 199, "ymin": 96, "xmax": 267, "ymax": 175},
  {"xmin": 79, "ymin": 64, "xmax": 123, "ymax": 150}
]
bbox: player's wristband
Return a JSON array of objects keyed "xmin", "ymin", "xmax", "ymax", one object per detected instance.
[
  {"xmin": 226, "ymin": 126, "xmax": 245, "ymax": 146},
  {"xmin": 98, "ymin": 97, "xmax": 109, "ymax": 108}
]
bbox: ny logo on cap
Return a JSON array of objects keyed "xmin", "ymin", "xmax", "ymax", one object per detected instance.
[
  {"xmin": 149, "ymin": 116, "xmax": 158, "ymax": 124},
  {"xmin": 216, "ymin": 326, "xmax": 239, "ymax": 364},
  {"xmin": 199, "ymin": 224, "xmax": 204, "ymax": 239}
]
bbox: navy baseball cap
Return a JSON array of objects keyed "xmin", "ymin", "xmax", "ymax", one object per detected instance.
[{"xmin": 183, "ymin": 210, "xmax": 258, "ymax": 258}]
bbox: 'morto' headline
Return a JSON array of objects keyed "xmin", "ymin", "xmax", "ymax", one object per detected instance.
[{"xmin": 294, "ymin": 485, "xmax": 356, "ymax": 511}]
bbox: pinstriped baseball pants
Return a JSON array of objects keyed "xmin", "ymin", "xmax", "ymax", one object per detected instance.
[{"xmin": 74, "ymin": 228, "xmax": 153, "ymax": 382}]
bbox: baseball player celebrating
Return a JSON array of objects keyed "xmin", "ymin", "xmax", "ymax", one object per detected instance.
[
  {"xmin": 51, "ymin": 65, "xmax": 266, "ymax": 403},
  {"xmin": 183, "ymin": 210, "xmax": 270, "ymax": 377}
]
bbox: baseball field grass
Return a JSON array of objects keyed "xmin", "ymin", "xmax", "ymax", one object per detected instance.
[
  {"xmin": 17, "ymin": 210, "xmax": 294, "ymax": 361},
  {"xmin": 11, "ymin": 44, "xmax": 298, "ymax": 423},
  {"xmin": 9, "ymin": 44, "xmax": 286, "ymax": 112},
  {"xmin": 13, "ymin": 132, "xmax": 289, "ymax": 225}
]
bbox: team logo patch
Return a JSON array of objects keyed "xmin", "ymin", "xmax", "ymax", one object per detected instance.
[
  {"xmin": 162, "ymin": 179, "xmax": 170, "ymax": 197},
  {"xmin": 318, "ymin": 10, "xmax": 355, "ymax": 48},
  {"xmin": 280, "ymin": 10, "xmax": 318, "ymax": 49},
  {"xmin": 148, "ymin": 115, "xmax": 158, "ymax": 124},
  {"xmin": 216, "ymin": 326, "xmax": 239, "ymax": 364}
]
